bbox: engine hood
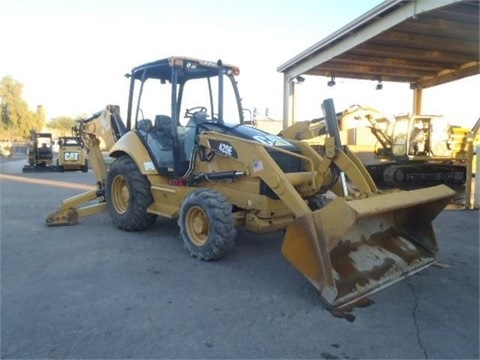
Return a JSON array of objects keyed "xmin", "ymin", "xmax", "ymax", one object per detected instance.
[{"xmin": 198, "ymin": 121, "xmax": 298, "ymax": 151}]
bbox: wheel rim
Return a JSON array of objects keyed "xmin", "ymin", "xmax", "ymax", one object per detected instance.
[
  {"xmin": 111, "ymin": 174, "xmax": 130, "ymax": 214},
  {"xmin": 186, "ymin": 206, "xmax": 209, "ymax": 246}
]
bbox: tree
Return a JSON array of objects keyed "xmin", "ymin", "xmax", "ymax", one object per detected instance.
[
  {"xmin": 33, "ymin": 105, "xmax": 46, "ymax": 132},
  {"xmin": 0, "ymin": 76, "xmax": 41, "ymax": 140},
  {"xmin": 46, "ymin": 116, "xmax": 76, "ymax": 137}
]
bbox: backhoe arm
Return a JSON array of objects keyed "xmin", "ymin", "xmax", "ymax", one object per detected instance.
[{"xmin": 46, "ymin": 105, "xmax": 126, "ymax": 226}]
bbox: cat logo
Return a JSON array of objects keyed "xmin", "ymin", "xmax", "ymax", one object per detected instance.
[{"xmin": 64, "ymin": 152, "xmax": 79, "ymax": 161}]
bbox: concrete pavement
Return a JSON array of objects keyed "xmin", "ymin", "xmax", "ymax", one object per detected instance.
[{"xmin": 1, "ymin": 158, "xmax": 478, "ymax": 359}]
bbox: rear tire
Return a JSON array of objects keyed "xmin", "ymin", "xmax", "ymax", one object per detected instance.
[
  {"xmin": 179, "ymin": 189, "xmax": 236, "ymax": 260},
  {"xmin": 81, "ymin": 159, "xmax": 88, "ymax": 172},
  {"xmin": 106, "ymin": 155, "xmax": 157, "ymax": 231}
]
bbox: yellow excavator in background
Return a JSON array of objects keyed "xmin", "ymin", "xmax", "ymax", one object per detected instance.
[
  {"xmin": 46, "ymin": 57, "xmax": 455, "ymax": 309},
  {"xmin": 281, "ymin": 105, "xmax": 478, "ymax": 188}
]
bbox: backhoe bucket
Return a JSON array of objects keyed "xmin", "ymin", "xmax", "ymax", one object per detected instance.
[{"xmin": 282, "ymin": 185, "xmax": 455, "ymax": 308}]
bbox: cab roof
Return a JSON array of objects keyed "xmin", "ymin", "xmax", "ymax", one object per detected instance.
[{"xmin": 129, "ymin": 56, "xmax": 240, "ymax": 82}]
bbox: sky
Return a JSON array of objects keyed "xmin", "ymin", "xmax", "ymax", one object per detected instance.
[{"xmin": 1, "ymin": 0, "xmax": 478, "ymax": 128}]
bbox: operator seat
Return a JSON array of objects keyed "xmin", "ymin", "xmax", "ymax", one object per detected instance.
[
  {"xmin": 38, "ymin": 143, "xmax": 51, "ymax": 158},
  {"xmin": 137, "ymin": 119, "xmax": 152, "ymax": 134},
  {"xmin": 152, "ymin": 115, "xmax": 173, "ymax": 150}
]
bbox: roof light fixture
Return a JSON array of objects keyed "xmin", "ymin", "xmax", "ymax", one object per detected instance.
[
  {"xmin": 294, "ymin": 75, "xmax": 305, "ymax": 84},
  {"xmin": 327, "ymin": 74, "xmax": 336, "ymax": 87}
]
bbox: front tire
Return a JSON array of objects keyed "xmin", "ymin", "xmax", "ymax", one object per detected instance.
[
  {"xmin": 106, "ymin": 155, "xmax": 157, "ymax": 231},
  {"xmin": 179, "ymin": 189, "xmax": 236, "ymax": 260}
]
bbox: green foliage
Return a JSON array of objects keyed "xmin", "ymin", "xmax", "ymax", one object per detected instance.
[
  {"xmin": 0, "ymin": 76, "xmax": 42, "ymax": 140},
  {"xmin": 46, "ymin": 116, "xmax": 76, "ymax": 137},
  {"xmin": 34, "ymin": 105, "xmax": 46, "ymax": 132}
]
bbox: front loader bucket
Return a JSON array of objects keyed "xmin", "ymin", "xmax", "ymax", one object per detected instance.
[{"xmin": 282, "ymin": 185, "xmax": 455, "ymax": 308}]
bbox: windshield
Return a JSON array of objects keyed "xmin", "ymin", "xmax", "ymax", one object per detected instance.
[
  {"xmin": 178, "ymin": 75, "xmax": 241, "ymax": 126},
  {"xmin": 133, "ymin": 72, "xmax": 241, "ymax": 127}
]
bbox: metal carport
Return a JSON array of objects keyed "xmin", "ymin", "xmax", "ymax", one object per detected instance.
[{"xmin": 277, "ymin": 0, "xmax": 479, "ymax": 129}]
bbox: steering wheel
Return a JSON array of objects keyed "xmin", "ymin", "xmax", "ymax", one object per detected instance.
[{"xmin": 185, "ymin": 106, "xmax": 207, "ymax": 118}]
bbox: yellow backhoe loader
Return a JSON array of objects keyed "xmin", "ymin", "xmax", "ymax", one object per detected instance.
[{"xmin": 46, "ymin": 57, "xmax": 455, "ymax": 308}]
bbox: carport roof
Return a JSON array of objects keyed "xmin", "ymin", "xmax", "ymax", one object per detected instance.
[{"xmin": 277, "ymin": 0, "xmax": 479, "ymax": 89}]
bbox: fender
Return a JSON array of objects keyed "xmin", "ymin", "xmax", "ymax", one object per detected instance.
[{"xmin": 109, "ymin": 131, "xmax": 157, "ymax": 175}]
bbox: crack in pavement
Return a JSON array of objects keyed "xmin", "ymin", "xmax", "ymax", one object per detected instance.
[{"xmin": 406, "ymin": 278, "xmax": 429, "ymax": 360}]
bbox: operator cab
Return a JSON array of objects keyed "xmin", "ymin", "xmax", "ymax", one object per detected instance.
[{"xmin": 126, "ymin": 57, "xmax": 243, "ymax": 176}]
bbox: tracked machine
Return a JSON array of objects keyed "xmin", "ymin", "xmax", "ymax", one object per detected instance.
[
  {"xmin": 282, "ymin": 105, "xmax": 478, "ymax": 188},
  {"xmin": 23, "ymin": 130, "xmax": 55, "ymax": 172},
  {"xmin": 46, "ymin": 57, "xmax": 455, "ymax": 308},
  {"xmin": 357, "ymin": 108, "xmax": 476, "ymax": 187}
]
